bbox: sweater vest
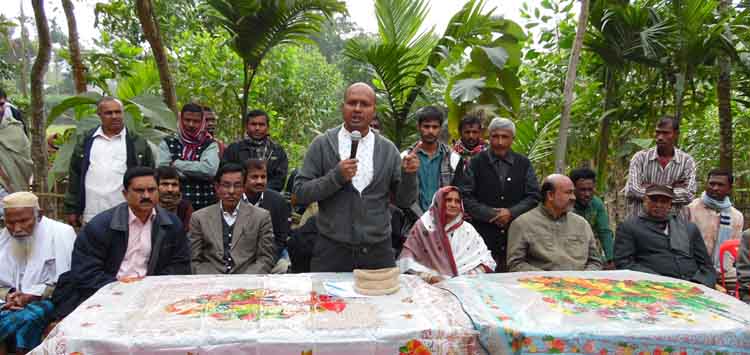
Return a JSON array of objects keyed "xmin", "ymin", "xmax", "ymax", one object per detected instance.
[{"xmin": 164, "ymin": 136, "xmax": 216, "ymax": 210}]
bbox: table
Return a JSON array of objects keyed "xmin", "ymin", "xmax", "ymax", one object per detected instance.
[
  {"xmin": 439, "ymin": 270, "xmax": 750, "ymax": 355},
  {"xmin": 32, "ymin": 274, "xmax": 481, "ymax": 355}
]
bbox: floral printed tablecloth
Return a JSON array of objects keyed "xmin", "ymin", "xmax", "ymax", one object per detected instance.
[
  {"xmin": 31, "ymin": 274, "xmax": 481, "ymax": 355},
  {"xmin": 439, "ymin": 271, "xmax": 750, "ymax": 355}
]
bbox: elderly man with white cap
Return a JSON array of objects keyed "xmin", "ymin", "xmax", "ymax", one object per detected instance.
[
  {"xmin": 0, "ymin": 192, "xmax": 75, "ymax": 354},
  {"xmin": 458, "ymin": 117, "xmax": 540, "ymax": 272}
]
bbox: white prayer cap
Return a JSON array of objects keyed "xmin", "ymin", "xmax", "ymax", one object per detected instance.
[
  {"xmin": 488, "ymin": 117, "xmax": 516, "ymax": 136},
  {"xmin": 3, "ymin": 191, "xmax": 39, "ymax": 210}
]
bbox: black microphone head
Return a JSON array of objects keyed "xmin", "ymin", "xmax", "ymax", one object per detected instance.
[{"xmin": 351, "ymin": 130, "xmax": 362, "ymax": 142}]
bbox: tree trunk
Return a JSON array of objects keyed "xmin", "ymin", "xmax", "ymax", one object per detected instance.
[
  {"xmin": 134, "ymin": 0, "xmax": 177, "ymax": 112},
  {"xmin": 554, "ymin": 0, "xmax": 590, "ymax": 173},
  {"xmin": 30, "ymin": 0, "xmax": 51, "ymax": 199},
  {"xmin": 595, "ymin": 68, "xmax": 617, "ymax": 192},
  {"xmin": 61, "ymin": 0, "xmax": 86, "ymax": 93},
  {"xmin": 717, "ymin": 0, "xmax": 733, "ymax": 172},
  {"xmin": 18, "ymin": 1, "xmax": 30, "ymax": 97}
]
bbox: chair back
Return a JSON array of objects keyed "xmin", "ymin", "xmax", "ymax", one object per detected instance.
[{"xmin": 719, "ymin": 239, "xmax": 741, "ymax": 298}]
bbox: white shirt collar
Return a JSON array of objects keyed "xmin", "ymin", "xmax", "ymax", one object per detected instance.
[
  {"xmin": 340, "ymin": 125, "xmax": 374, "ymax": 140},
  {"xmin": 220, "ymin": 201, "xmax": 240, "ymax": 217},
  {"xmin": 242, "ymin": 192, "xmax": 264, "ymax": 206},
  {"xmin": 93, "ymin": 126, "xmax": 126, "ymax": 140}
]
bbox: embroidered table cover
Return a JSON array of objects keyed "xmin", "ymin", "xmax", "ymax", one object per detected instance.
[
  {"xmin": 32, "ymin": 274, "xmax": 480, "ymax": 355},
  {"xmin": 439, "ymin": 271, "xmax": 750, "ymax": 355}
]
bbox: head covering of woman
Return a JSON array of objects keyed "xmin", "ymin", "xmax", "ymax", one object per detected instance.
[
  {"xmin": 399, "ymin": 186, "xmax": 464, "ymax": 277},
  {"xmin": 178, "ymin": 103, "xmax": 209, "ymax": 160}
]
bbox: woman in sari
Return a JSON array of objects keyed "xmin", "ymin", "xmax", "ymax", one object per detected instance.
[{"xmin": 397, "ymin": 186, "xmax": 496, "ymax": 284}]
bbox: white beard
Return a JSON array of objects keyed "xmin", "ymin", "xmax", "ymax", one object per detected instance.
[{"xmin": 10, "ymin": 234, "xmax": 34, "ymax": 266}]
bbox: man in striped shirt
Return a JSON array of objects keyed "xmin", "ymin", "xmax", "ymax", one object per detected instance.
[{"xmin": 625, "ymin": 116, "xmax": 696, "ymax": 219}]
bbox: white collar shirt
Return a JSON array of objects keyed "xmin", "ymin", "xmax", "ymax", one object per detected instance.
[
  {"xmin": 338, "ymin": 126, "xmax": 375, "ymax": 193},
  {"xmin": 83, "ymin": 126, "xmax": 128, "ymax": 222},
  {"xmin": 221, "ymin": 201, "xmax": 241, "ymax": 226}
]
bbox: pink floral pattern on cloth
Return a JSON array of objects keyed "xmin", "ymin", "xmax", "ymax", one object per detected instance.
[{"xmin": 164, "ymin": 289, "xmax": 347, "ymax": 321}]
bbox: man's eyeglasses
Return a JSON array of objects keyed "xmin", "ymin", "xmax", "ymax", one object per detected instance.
[{"xmin": 219, "ymin": 182, "xmax": 244, "ymax": 191}]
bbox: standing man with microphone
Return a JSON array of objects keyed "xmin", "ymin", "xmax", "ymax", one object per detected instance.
[{"xmin": 294, "ymin": 82, "xmax": 419, "ymax": 272}]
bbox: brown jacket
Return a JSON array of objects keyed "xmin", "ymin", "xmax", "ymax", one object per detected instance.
[
  {"xmin": 507, "ymin": 205, "xmax": 603, "ymax": 272},
  {"xmin": 188, "ymin": 202, "xmax": 275, "ymax": 274}
]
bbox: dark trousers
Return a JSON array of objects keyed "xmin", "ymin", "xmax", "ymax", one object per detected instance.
[
  {"xmin": 473, "ymin": 221, "xmax": 508, "ymax": 272},
  {"xmin": 310, "ymin": 236, "xmax": 396, "ymax": 272}
]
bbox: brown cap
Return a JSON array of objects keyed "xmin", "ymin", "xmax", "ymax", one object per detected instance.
[{"xmin": 645, "ymin": 185, "xmax": 674, "ymax": 199}]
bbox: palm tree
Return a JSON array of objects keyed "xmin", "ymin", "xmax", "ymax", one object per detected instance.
[
  {"xmin": 345, "ymin": 0, "xmax": 516, "ymax": 148},
  {"xmin": 584, "ymin": 0, "xmax": 670, "ymax": 189},
  {"xmin": 206, "ymin": 0, "xmax": 346, "ymax": 123},
  {"xmin": 664, "ymin": 0, "xmax": 732, "ymax": 124}
]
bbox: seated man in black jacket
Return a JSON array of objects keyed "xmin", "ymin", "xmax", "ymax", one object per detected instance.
[
  {"xmin": 615, "ymin": 185, "xmax": 716, "ymax": 288},
  {"xmin": 54, "ymin": 167, "xmax": 191, "ymax": 318},
  {"xmin": 243, "ymin": 159, "xmax": 291, "ymax": 272}
]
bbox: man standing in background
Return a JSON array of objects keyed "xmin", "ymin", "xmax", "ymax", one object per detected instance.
[{"xmin": 65, "ymin": 97, "xmax": 154, "ymax": 226}]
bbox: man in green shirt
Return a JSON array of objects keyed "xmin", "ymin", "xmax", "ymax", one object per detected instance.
[{"xmin": 570, "ymin": 168, "xmax": 614, "ymax": 264}]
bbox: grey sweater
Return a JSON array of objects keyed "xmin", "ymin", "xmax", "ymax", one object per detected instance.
[{"xmin": 294, "ymin": 127, "xmax": 417, "ymax": 245}]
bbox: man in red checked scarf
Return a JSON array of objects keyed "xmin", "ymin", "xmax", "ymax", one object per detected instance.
[
  {"xmin": 450, "ymin": 113, "xmax": 487, "ymax": 179},
  {"xmin": 158, "ymin": 103, "xmax": 219, "ymax": 210}
]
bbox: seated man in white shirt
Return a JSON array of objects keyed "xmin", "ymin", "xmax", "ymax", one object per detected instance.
[{"xmin": 0, "ymin": 192, "xmax": 76, "ymax": 354}]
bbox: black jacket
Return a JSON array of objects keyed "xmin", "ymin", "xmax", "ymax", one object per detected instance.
[
  {"xmin": 53, "ymin": 203, "xmax": 190, "ymax": 318},
  {"xmin": 615, "ymin": 215, "xmax": 716, "ymax": 287},
  {"xmin": 457, "ymin": 149, "xmax": 539, "ymax": 270},
  {"xmin": 248, "ymin": 189, "xmax": 291, "ymax": 259},
  {"xmin": 64, "ymin": 126, "xmax": 155, "ymax": 215},
  {"xmin": 223, "ymin": 138, "xmax": 289, "ymax": 191}
]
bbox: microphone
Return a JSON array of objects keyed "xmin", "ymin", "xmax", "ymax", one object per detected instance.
[{"xmin": 349, "ymin": 130, "xmax": 362, "ymax": 160}]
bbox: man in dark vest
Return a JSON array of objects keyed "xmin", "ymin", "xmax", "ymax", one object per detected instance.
[
  {"xmin": 158, "ymin": 103, "xmax": 219, "ymax": 210},
  {"xmin": 459, "ymin": 117, "xmax": 540, "ymax": 272}
]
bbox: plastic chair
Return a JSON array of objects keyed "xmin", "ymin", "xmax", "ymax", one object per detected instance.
[{"xmin": 719, "ymin": 239, "xmax": 741, "ymax": 298}]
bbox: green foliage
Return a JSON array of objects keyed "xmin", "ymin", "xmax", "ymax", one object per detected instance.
[
  {"xmin": 251, "ymin": 45, "xmax": 344, "ymax": 168},
  {"xmin": 173, "ymin": 29, "xmax": 245, "ymax": 140},
  {"xmin": 94, "ymin": 0, "xmax": 202, "ymax": 47},
  {"xmin": 46, "ymin": 60, "xmax": 177, "ymax": 188},
  {"xmin": 445, "ymin": 15, "xmax": 526, "ymax": 138},
  {"xmin": 346, "ymin": 0, "xmax": 523, "ymax": 148},
  {"xmin": 205, "ymin": 0, "xmax": 346, "ymax": 118},
  {"xmin": 83, "ymin": 37, "xmax": 144, "ymax": 91},
  {"xmin": 312, "ymin": 15, "xmax": 375, "ymax": 84}
]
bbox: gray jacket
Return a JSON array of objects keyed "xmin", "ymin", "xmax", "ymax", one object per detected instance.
[
  {"xmin": 294, "ymin": 127, "xmax": 417, "ymax": 245},
  {"xmin": 188, "ymin": 202, "xmax": 276, "ymax": 275}
]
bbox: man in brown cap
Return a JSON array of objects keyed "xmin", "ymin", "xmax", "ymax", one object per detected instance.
[{"xmin": 614, "ymin": 185, "xmax": 716, "ymax": 287}]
